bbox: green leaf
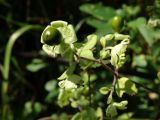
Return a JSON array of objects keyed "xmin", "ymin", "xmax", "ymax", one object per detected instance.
[
  {"xmin": 96, "ymin": 107, "xmax": 103, "ymax": 120},
  {"xmin": 80, "ymin": 50, "xmax": 95, "ymax": 60},
  {"xmin": 80, "ymin": 3, "xmax": 116, "ymax": 20},
  {"xmin": 58, "ymin": 63, "xmax": 76, "ymax": 80},
  {"xmin": 100, "ymin": 49, "xmax": 110, "ymax": 59},
  {"xmin": 58, "ymin": 80, "xmax": 77, "ymax": 90},
  {"xmin": 42, "ymin": 44, "xmax": 57, "ymax": 57},
  {"xmin": 100, "ymin": 37, "xmax": 107, "ymax": 48},
  {"xmin": 34, "ymin": 102, "xmax": 43, "ymax": 113},
  {"xmin": 58, "ymin": 89, "xmax": 73, "ymax": 107},
  {"xmin": 117, "ymin": 112, "xmax": 133, "ymax": 120},
  {"xmin": 24, "ymin": 101, "xmax": 33, "ymax": 115},
  {"xmin": 72, "ymin": 108, "xmax": 97, "ymax": 120},
  {"xmin": 113, "ymin": 101, "xmax": 128, "ymax": 110},
  {"xmin": 45, "ymin": 89, "xmax": 58, "ymax": 103},
  {"xmin": 60, "ymin": 24, "xmax": 77, "ymax": 44},
  {"xmin": 157, "ymin": 72, "xmax": 160, "ymax": 80},
  {"xmin": 67, "ymin": 74, "xmax": 83, "ymax": 85},
  {"xmin": 132, "ymin": 54, "xmax": 147, "ymax": 67},
  {"xmin": 3, "ymin": 25, "xmax": 43, "ymax": 80},
  {"xmin": 86, "ymin": 19, "xmax": 113, "ymax": 36},
  {"xmin": 138, "ymin": 25, "xmax": 154, "ymax": 46},
  {"xmin": 79, "ymin": 60, "xmax": 94, "ymax": 70},
  {"xmin": 99, "ymin": 87, "xmax": 110, "ymax": 95},
  {"xmin": 128, "ymin": 17, "xmax": 146, "ymax": 29},
  {"xmin": 106, "ymin": 104, "xmax": 117, "ymax": 118},
  {"xmin": 104, "ymin": 34, "xmax": 114, "ymax": 41},
  {"xmin": 128, "ymin": 17, "xmax": 155, "ymax": 46},
  {"xmin": 114, "ymin": 33, "xmax": 130, "ymax": 41},
  {"xmin": 60, "ymin": 42, "xmax": 74, "ymax": 63},
  {"xmin": 115, "ymin": 77, "xmax": 138, "ymax": 97},
  {"xmin": 110, "ymin": 39, "xmax": 129, "ymax": 69},
  {"xmin": 26, "ymin": 58, "xmax": 47, "ymax": 72},
  {"xmin": 45, "ymin": 80, "xmax": 57, "ymax": 92},
  {"xmin": 51, "ymin": 20, "xmax": 68, "ymax": 28},
  {"xmin": 83, "ymin": 34, "xmax": 97, "ymax": 50},
  {"xmin": 107, "ymin": 93, "xmax": 113, "ymax": 104}
]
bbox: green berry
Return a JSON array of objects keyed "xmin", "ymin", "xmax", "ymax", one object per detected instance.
[
  {"xmin": 42, "ymin": 26, "xmax": 61, "ymax": 45},
  {"xmin": 111, "ymin": 16, "xmax": 124, "ymax": 32}
]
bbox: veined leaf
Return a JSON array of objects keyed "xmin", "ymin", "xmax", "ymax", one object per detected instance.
[{"xmin": 58, "ymin": 80, "xmax": 77, "ymax": 90}]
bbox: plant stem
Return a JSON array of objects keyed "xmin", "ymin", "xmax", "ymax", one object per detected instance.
[
  {"xmin": 87, "ymin": 71, "xmax": 92, "ymax": 106},
  {"xmin": 109, "ymin": 68, "xmax": 119, "ymax": 100},
  {"xmin": 74, "ymin": 53, "xmax": 117, "ymax": 77},
  {"xmin": 1, "ymin": 25, "xmax": 43, "ymax": 119}
]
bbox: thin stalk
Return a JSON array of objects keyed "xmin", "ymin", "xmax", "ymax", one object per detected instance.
[
  {"xmin": 75, "ymin": 53, "xmax": 160, "ymax": 97},
  {"xmin": 1, "ymin": 25, "xmax": 43, "ymax": 119},
  {"xmin": 109, "ymin": 68, "xmax": 118, "ymax": 101},
  {"xmin": 87, "ymin": 71, "xmax": 92, "ymax": 106}
]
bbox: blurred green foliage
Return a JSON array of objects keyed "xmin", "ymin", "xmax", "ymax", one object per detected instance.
[{"xmin": 0, "ymin": 0, "xmax": 160, "ymax": 119}]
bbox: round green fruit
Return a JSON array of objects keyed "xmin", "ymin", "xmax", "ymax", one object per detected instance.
[
  {"xmin": 42, "ymin": 26, "xmax": 61, "ymax": 45},
  {"xmin": 111, "ymin": 16, "xmax": 124, "ymax": 32}
]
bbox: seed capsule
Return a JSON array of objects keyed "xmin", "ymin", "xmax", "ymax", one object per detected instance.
[
  {"xmin": 111, "ymin": 16, "xmax": 124, "ymax": 32},
  {"xmin": 42, "ymin": 26, "xmax": 61, "ymax": 45}
]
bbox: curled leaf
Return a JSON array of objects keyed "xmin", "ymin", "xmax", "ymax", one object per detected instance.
[
  {"xmin": 83, "ymin": 34, "xmax": 97, "ymax": 50},
  {"xmin": 113, "ymin": 100, "xmax": 128, "ymax": 110},
  {"xmin": 99, "ymin": 87, "xmax": 110, "ymax": 95},
  {"xmin": 110, "ymin": 39, "xmax": 130, "ymax": 68},
  {"xmin": 115, "ymin": 77, "xmax": 138, "ymax": 97}
]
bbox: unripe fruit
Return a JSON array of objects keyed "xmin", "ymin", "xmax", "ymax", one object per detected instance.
[
  {"xmin": 42, "ymin": 26, "xmax": 61, "ymax": 45},
  {"xmin": 111, "ymin": 16, "xmax": 124, "ymax": 32}
]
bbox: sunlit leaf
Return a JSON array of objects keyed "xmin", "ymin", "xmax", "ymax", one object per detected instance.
[
  {"xmin": 58, "ymin": 89, "xmax": 73, "ymax": 107},
  {"xmin": 96, "ymin": 107, "xmax": 103, "ymax": 120},
  {"xmin": 113, "ymin": 100, "xmax": 128, "ymax": 110},
  {"xmin": 99, "ymin": 87, "xmax": 110, "ymax": 95},
  {"xmin": 83, "ymin": 34, "xmax": 97, "ymax": 50},
  {"xmin": 58, "ymin": 80, "xmax": 77, "ymax": 90},
  {"xmin": 117, "ymin": 112, "xmax": 133, "ymax": 120},
  {"xmin": 100, "ymin": 49, "xmax": 110, "ymax": 59},
  {"xmin": 115, "ymin": 77, "xmax": 138, "ymax": 97},
  {"xmin": 106, "ymin": 104, "xmax": 117, "ymax": 118},
  {"xmin": 80, "ymin": 50, "xmax": 95, "ymax": 60}
]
